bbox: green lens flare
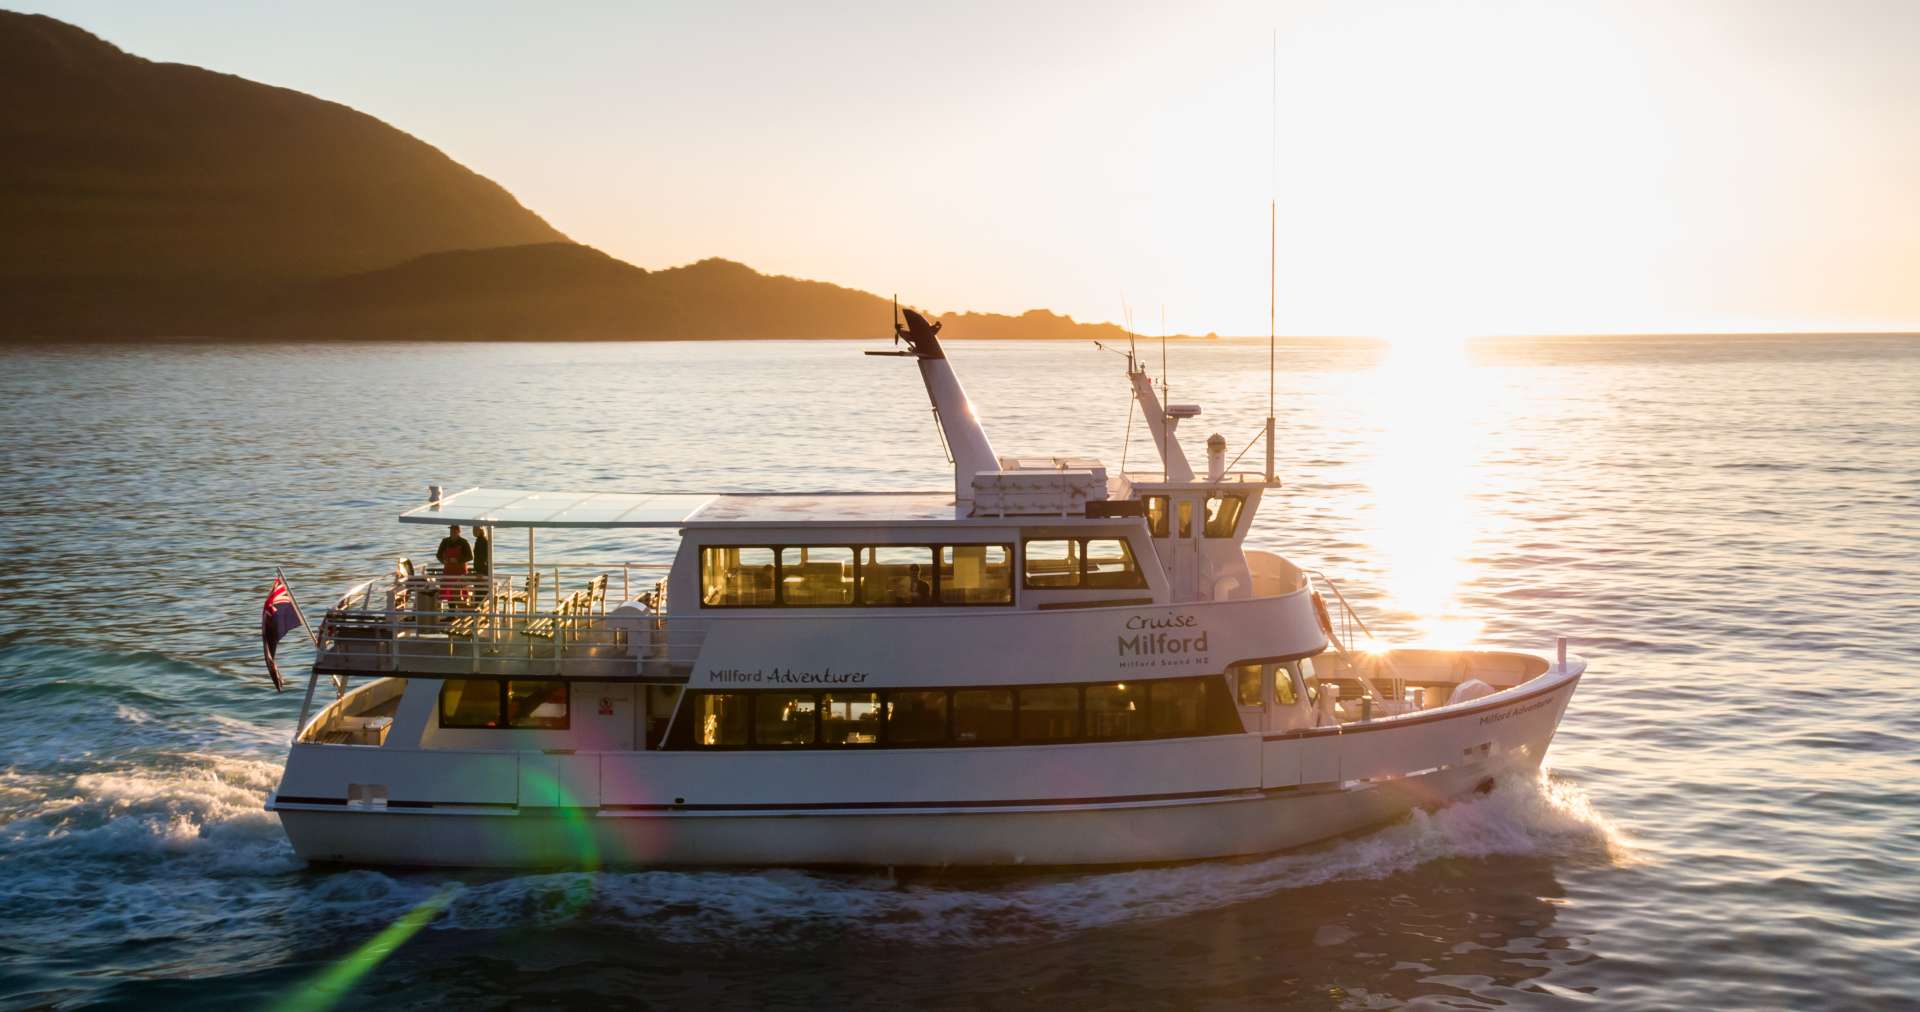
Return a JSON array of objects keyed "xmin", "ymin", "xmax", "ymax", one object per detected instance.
[{"xmin": 269, "ymin": 883, "xmax": 460, "ymax": 1012}]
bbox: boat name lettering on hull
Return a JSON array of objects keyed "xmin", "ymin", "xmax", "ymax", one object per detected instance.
[
  {"xmin": 1118, "ymin": 612, "xmax": 1209, "ymax": 669},
  {"xmin": 708, "ymin": 667, "xmax": 870, "ymax": 685},
  {"xmin": 1478, "ymin": 696, "xmax": 1554, "ymax": 725}
]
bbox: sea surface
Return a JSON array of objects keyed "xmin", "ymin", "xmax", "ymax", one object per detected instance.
[{"xmin": 0, "ymin": 335, "xmax": 1915, "ymax": 1010}]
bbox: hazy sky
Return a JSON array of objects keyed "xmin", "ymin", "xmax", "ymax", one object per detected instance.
[{"xmin": 17, "ymin": 0, "xmax": 1920, "ymax": 337}]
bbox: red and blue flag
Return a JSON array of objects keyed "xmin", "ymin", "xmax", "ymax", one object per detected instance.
[{"xmin": 261, "ymin": 576, "xmax": 303, "ymax": 692}]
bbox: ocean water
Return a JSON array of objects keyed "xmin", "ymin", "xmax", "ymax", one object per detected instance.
[{"xmin": 0, "ymin": 335, "xmax": 1915, "ymax": 1009}]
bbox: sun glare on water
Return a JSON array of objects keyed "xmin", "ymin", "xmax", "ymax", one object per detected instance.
[{"xmin": 1355, "ymin": 332, "xmax": 1498, "ymax": 647}]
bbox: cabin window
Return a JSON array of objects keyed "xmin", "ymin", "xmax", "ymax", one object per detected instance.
[
  {"xmin": 506, "ymin": 680, "xmax": 569, "ymax": 729},
  {"xmin": 1232, "ymin": 662, "xmax": 1263, "ymax": 707},
  {"xmin": 940, "ymin": 545, "xmax": 1013, "ymax": 604},
  {"xmin": 1204, "ymin": 495, "xmax": 1245, "ymax": 538},
  {"xmin": 697, "ymin": 692, "xmax": 752, "ymax": 746},
  {"xmin": 1022, "ymin": 539, "xmax": 1082, "ymax": 588},
  {"xmin": 438, "ymin": 678, "xmax": 503, "ymax": 728},
  {"xmin": 1084, "ymin": 682, "xmax": 1147, "ymax": 738},
  {"xmin": 1144, "ymin": 496, "xmax": 1170, "ymax": 538},
  {"xmin": 886, "ymin": 690, "xmax": 950, "ymax": 744},
  {"xmin": 822, "ymin": 692, "xmax": 882, "ymax": 745},
  {"xmin": 1017, "ymin": 686, "xmax": 1081, "ymax": 741},
  {"xmin": 1274, "ymin": 666, "xmax": 1297, "ymax": 705},
  {"xmin": 755, "ymin": 693, "xmax": 818, "ymax": 745},
  {"xmin": 701, "ymin": 546, "xmax": 777, "ymax": 606},
  {"xmin": 953, "ymin": 688, "xmax": 1015, "ymax": 743},
  {"xmin": 859, "ymin": 546, "xmax": 936, "ymax": 605},
  {"xmin": 1177, "ymin": 500, "xmax": 1194, "ymax": 538},
  {"xmin": 1084, "ymin": 538, "xmax": 1147, "ymax": 589},
  {"xmin": 1150, "ymin": 677, "xmax": 1216, "ymax": 736},
  {"xmin": 779, "ymin": 547, "xmax": 855, "ymax": 605}
]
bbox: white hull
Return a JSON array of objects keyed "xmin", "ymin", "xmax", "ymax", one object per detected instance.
[{"xmin": 273, "ymin": 666, "xmax": 1578, "ymax": 868}]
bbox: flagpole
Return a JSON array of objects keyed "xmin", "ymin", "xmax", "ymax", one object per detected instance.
[{"xmin": 276, "ymin": 566, "xmax": 319, "ymax": 648}]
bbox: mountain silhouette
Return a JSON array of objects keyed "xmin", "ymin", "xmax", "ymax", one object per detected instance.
[{"xmin": 1, "ymin": 12, "xmax": 1156, "ymax": 343}]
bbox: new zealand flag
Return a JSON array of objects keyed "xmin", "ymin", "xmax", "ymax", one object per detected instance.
[{"xmin": 261, "ymin": 576, "xmax": 302, "ymax": 692}]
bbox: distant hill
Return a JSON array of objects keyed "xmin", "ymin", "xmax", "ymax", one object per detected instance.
[
  {"xmin": 227, "ymin": 243, "xmax": 1149, "ymax": 341},
  {"xmin": 0, "ymin": 11, "xmax": 566, "ymax": 337},
  {"xmin": 0, "ymin": 12, "xmax": 1152, "ymax": 343}
]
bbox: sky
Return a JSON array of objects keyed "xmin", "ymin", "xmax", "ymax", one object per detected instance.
[{"xmin": 16, "ymin": 0, "xmax": 1920, "ymax": 338}]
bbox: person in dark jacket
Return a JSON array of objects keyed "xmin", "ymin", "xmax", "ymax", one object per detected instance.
[
  {"xmin": 437, "ymin": 525, "xmax": 473, "ymax": 603},
  {"xmin": 471, "ymin": 527, "xmax": 492, "ymax": 604}
]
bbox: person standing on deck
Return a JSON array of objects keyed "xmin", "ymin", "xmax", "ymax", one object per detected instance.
[
  {"xmin": 471, "ymin": 527, "xmax": 492, "ymax": 604},
  {"xmin": 437, "ymin": 524, "xmax": 473, "ymax": 604}
]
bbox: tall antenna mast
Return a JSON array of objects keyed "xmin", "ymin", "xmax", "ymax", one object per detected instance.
[
  {"xmin": 1264, "ymin": 28, "xmax": 1278, "ymax": 486},
  {"xmin": 1160, "ymin": 304, "xmax": 1169, "ymax": 483}
]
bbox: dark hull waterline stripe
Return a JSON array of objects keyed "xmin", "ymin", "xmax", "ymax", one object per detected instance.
[{"xmin": 1265, "ymin": 671, "xmax": 1580, "ymax": 741}]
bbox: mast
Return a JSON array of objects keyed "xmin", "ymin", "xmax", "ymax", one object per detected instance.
[
  {"xmin": 883, "ymin": 307, "xmax": 1000, "ymax": 506},
  {"xmin": 1265, "ymin": 29, "xmax": 1278, "ymax": 485}
]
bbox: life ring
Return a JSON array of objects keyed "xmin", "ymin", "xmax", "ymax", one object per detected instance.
[{"xmin": 1311, "ymin": 591, "xmax": 1334, "ymax": 637}]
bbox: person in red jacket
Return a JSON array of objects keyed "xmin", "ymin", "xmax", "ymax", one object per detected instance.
[{"xmin": 437, "ymin": 524, "xmax": 473, "ymax": 604}]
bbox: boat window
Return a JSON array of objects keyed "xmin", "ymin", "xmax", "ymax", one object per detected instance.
[
  {"xmin": 1204, "ymin": 494, "xmax": 1245, "ymax": 538},
  {"xmin": 438, "ymin": 678, "xmax": 503, "ymax": 728},
  {"xmin": 952, "ymin": 688, "xmax": 1015, "ymax": 743},
  {"xmin": 1022, "ymin": 539, "xmax": 1082, "ymax": 588},
  {"xmin": 1017, "ymin": 686, "xmax": 1081, "ymax": 741},
  {"xmin": 940, "ymin": 545, "xmax": 1013, "ymax": 604},
  {"xmin": 1143, "ymin": 496, "xmax": 1170, "ymax": 538},
  {"xmin": 701, "ymin": 546, "xmax": 777, "ymax": 607},
  {"xmin": 779, "ymin": 546, "xmax": 856, "ymax": 605},
  {"xmin": 1149, "ymin": 677, "xmax": 1219, "ymax": 736},
  {"xmin": 822, "ymin": 692, "xmax": 882, "ymax": 745},
  {"xmin": 506, "ymin": 680, "xmax": 569, "ymax": 729},
  {"xmin": 697, "ymin": 692, "xmax": 751, "ymax": 746},
  {"xmin": 1177, "ymin": 500, "xmax": 1194, "ymax": 538},
  {"xmin": 755, "ymin": 693, "xmax": 818, "ymax": 745},
  {"xmin": 1274, "ymin": 665, "xmax": 1297, "ymax": 705},
  {"xmin": 885, "ymin": 690, "xmax": 949, "ymax": 744},
  {"xmin": 1232, "ymin": 662, "xmax": 1263, "ymax": 707},
  {"xmin": 1084, "ymin": 538, "xmax": 1147, "ymax": 589},
  {"xmin": 1084, "ymin": 682, "xmax": 1147, "ymax": 738},
  {"xmin": 859, "ymin": 546, "xmax": 936, "ymax": 606}
]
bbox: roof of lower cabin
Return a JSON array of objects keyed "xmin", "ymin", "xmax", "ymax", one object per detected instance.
[{"xmin": 398, "ymin": 487, "xmax": 972, "ymax": 528}]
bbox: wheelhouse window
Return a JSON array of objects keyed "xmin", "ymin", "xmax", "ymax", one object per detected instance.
[
  {"xmin": 439, "ymin": 678, "xmax": 503, "ymax": 728},
  {"xmin": 1144, "ymin": 496, "xmax": 1170, "ymax": 538},
  {"xmin": 506, "ymin": 680, "xmax": 568, "ymax": 729},
  {"xmin": 779, "ymin": 546, "xmax": 855, "ymax": 605},
  {"xmin": 953, "ymin": 688, "xmax": 1015, "ymax": 743},
  {"xmin": 885, "ymin": 690, "xmax": 949, "ymax": 744},
  {"xmin": 1204, "ymin": 494, "xmax": 1245, "ymax": 538},
  {"xmin": 1017, "ymin": 686, "xmax": 1080, "ymax": 741},
  {"xmin": 755, "ymin": 693, "xmax": 818, "ymax": 745},
  {"xmin": 940, "ymin": 545, "xmax": 1013, "ymax": 604},
  {"xmin": 1177, "ymin": 500, "xmax": 1194, "ymax": 538},
  {"xmin": 1085, "ymin": 682, "xmax": 1147, "ymax": 738},
  {"xmin": 1232, "ymin": 661, "xmax": 1263, "ymax": 707},
  {"xmin": 701, "ymin": 546, "xmax": 777, "ymax": 606},
  {"xmin": 859, "ymin": 546, "xmax": 936, "ymax": 606},
  {"xmin": 1022, "ymin": 539, "xmax": 1082, "ymax": 588},
  {"xmin": 822, "ymin": 692, "xmax": 881, "ymax": 745}
]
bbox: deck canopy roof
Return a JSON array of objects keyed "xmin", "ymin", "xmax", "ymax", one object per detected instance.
[
  {"xmin": 397, "ymin": 487, "xmax": 968, "ymax": 528},
  {"xmin": 398, "ymin": 488, "xmax": 719, "ymax": 528}
]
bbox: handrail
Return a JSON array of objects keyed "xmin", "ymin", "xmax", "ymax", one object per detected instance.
[{"xmin": 1303, "ymin": 569, "xmax": 1397, "ymax": 705}]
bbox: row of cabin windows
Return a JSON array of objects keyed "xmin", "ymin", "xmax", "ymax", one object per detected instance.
[
  {"xmin": 702, "ymin": 544, "xmax": 1014, "ymax": 608},
  {"xmin": 700, "ymin": 539, "xmax": 1151, "ymax": 607},
  {"xmin": 1142, "ymin": 494, "xmax": 1246, "ymax": 540},
  {"xmin": 670, "ymin": 676, "xmax": 1240, "ymax": 748},
  {"xmin": 438, "ymin": 679, "xmax": 569, "ymax": 729}
]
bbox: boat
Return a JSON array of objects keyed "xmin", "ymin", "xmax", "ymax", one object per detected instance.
[{"xmin": 265, "ymin": 309, "xmax": 1584, "ymax": 868}]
